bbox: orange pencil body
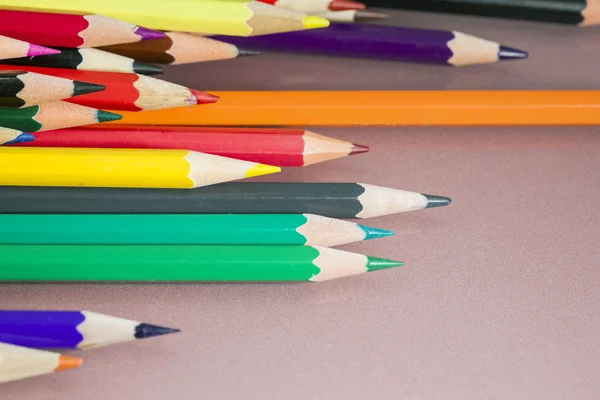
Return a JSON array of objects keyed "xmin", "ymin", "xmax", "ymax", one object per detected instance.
[{"xmin": 109, "ymin": 91, "xmax": 600, "ymax": 127}]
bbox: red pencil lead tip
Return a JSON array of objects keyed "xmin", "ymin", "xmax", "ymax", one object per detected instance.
[
  {"xmin": 329, "ymin": 0, "xmax": 366, "ymax": 11},
  {"xmin": 191, "ymin": 89, "xmax": 220, "ymax": 105},
  {"xmin": 350, "ymin": 143, "xmax": 369, "ymax": 155}
]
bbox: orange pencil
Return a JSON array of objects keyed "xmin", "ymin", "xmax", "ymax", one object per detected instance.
[{"xmin": 109, "ymin": 90, "xmax": 600, "ymax": 126}]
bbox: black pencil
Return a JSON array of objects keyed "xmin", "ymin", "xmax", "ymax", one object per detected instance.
[
  {"xmin": 0, "ymin": 184, "xmax": 451, "ymax": 218},
  {"xmin": 0, "ymin": 70, "xmax": 104, "ymax": 107},
  {"xmin": 3, "ymin": 47, "xmax": 163, "ymax": 75},
  {"xmin": 368, "ymin": 0, "xmax": 600, "ymax": 26}
]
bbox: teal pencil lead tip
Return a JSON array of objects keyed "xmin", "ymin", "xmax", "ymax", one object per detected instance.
[
  {"xmin": 366, "ymin": 256, "xmax": 403, "ymax": 272},
  {"xmin": 359, "ymin": 225, "xmax": 395, "ymax": 241}
]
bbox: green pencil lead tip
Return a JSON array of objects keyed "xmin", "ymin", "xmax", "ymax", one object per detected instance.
[
  {"xmin": 97, "ymin": 110, "xmax": 122, "ymax": 123},
  {"xmin": 366, "ymin": 256, "xmax": 403, "ymax": 272},
  {"xmin": 359, "ymin": 225, "xmax": 395, "ymax": 241}
]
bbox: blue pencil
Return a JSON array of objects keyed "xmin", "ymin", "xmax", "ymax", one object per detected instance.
[{"xmin": 0, "ymin": 310, "xmax": 180, "ymax": 349}]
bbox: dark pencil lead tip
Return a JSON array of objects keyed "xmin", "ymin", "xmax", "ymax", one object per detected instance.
[
  {"xmin": 135, "ymin": 26, "xmax": 167, "ymax": 41},
  {"xmin": 135, "ymin": 323, "xmax": 181, "ymax": 339},
  {"xmin": 97, "ymin": 110, "xmax": 123, "ymax": 123},
  {"xmin": 236, "ymin": 48, "xmax": 261, "ymax": 57},
  {"xmin": 359, "ymin": 225, "xmax": 395, "ymax": 241},
  {"xmin": 350, "ymin": 143, "xmax": 369, "ymax": 155},
  {"xmin": 498, "ymin": 45, "xmax": 528, "ymax": 61},
  {"xmin": 354, "ymin": 11, "xmax": 390, "ymax": 21},
  {"xmin": 72, "ymin": 81, "xmax": 106, "ymax": 97},
  {"xmin": 423, "ymin": 194, "xmax": 452, "ymax": 209},
  {"xmin": 132, "ymin": 61, "xmax": 164, "ymax": 75}
]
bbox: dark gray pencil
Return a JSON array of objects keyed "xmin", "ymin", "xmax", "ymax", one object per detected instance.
[{"xmin": 0, "ymin": 183, "xmax": 451, "ymax": 218}]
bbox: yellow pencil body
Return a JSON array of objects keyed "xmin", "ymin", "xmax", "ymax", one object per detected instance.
[
  {"xmin": 0, "ymin": 0, "xmax": 325, "ymax": 36},
  {"xmin": 0, "ymin": 147, "xmax": 279, "ymax": 189}
]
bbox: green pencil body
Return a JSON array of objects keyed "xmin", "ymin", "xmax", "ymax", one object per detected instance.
[
  {"xmin": 0, "ymin": 214, "xmax": 393, "ymax": 246},
  {"xmin": 0, "ymin": 245, "xmax": 402, "ymax": 282}
]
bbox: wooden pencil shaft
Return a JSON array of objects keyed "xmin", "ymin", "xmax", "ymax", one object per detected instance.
[{"xmin": 112, "ymin": 90, "xmax": 600, "ymax": 126}]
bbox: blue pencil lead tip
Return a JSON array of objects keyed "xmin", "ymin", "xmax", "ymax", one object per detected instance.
[{"xmin": 359, "ymin": 225, "xmax": 395, "ymax": 241}]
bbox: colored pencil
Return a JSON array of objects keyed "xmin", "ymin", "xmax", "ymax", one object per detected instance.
[
  {"xmin": 0, "ymin": 0, "xmax": 331, "ymax": 36},
  {"xmin": 315, "ymin": 10, "xmax": 389, "ymax": 22},
  {"xmin": 0, "ymin": 310, "xmax": 179, "ymax": 350},
  {"xmin": 0, "ymin": 342, "xmax": 82, "ymax": 384},
  {"xmin": 0, "ymin": 128, "xmax": 33, "ymax": 145},
  {"xmin": 4, "ymin": 47, "xmax": 163, "ymax": 75},
  {"xmin": 0, "ymin": 147, "xmax": 280, "ymax": 189},
  {"xmin": 363, "ymin": 0, "xmax": 600, "ymax": 26},
  {"xmin": 0, "ymin": 35, "xmax": 59, "ymax": 61},
  {"xmin": 0, "ymin": 70, "xmax": 105, "ymax": 108},
  {"xmin": 259, "ymin": 0, "xmax": 365, "ymax": 13},
  {"xmin": 13, "ymin": 126, "xmax": 368, "ymax": 167},
  {"xmin": 0, "ymin": 245, "xmax": 403, "ymax": 282},
  {"xmin": 0, "ymin": 102, "xmax": 121, "ymax": 132},
  {"xmin": 0, "ymin": 183, "xmax": 451, "ymax": 218},
  {"xmin": 99, "ymin": 32, "xmax": 259, "ymax": 65},
  {"xmin": 213, "ymin": 24, "xmax": 527, "ymax": 66},
  {"xmin": 0, "ymin": 65, "xmax": 217, "ymax": 111},
  {"xmin": 112, "ymin": 90, "xmax": 600, "ymax": 127},
  {"xmin": 0, "ymin": 10, "xmax": 165, "ymax": 48},
  {"xmin": 0, "ymin": 214, "xmax": 393, "ymax": 246}
]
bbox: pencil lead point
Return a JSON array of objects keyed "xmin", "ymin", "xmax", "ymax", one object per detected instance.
[
  {"xmin": 72, "ymin": 81, "xmax": 106, "ymax": 97},
  {"xmin": 135, "ymin": 323, "xmax": 181, "ymax": 339},
  {"xmin": 191, "ymin": 90, "xmax": 220, "ymax": 105},
  {"xmin": 56, "ymin": 355, "xmax": 83, "ymax": 371},
  {"xmin": 246, "ymin": 163, "xmax": 281, "ymax": 178},
  {"xmin": 3, "ymin": 132, "xmax": 35, "ymax": 145},
  {"xmin": 329, "ymin": 0, "xmax": 366, "ymax": 11},
  {"xmin": 366, "ymin": 256, "xmax": 403, "ymax": 272},
  {"xmin": 302, "ymin": 15, "xmax": 330, "ymax": 30},
  {"xmin": 359, "ymin": 225, "xmax": 395, "ymax": 241},
  {"xmin": 132, "ymin": 61, "xmax": 164, "ymax": 75},
  {"xmin": 354, "ymin": 11, "xmax": 389, "ymax": 21},
  {"xmin": 28, "ymin": 44, "xmax": 60, "ymax": 58},
  {"xmin": 96, "ymin": 110, "xmax": 123, "ymax": 123},
  {"xmin": 498, "ymin": 46, "xmax": 528, "ymax": 61},
  {"xmin": 135, "ymin": 26, "xmax": 167, "ymax": 41},
  {"xmin": 236, "ymin": 48, "xmax": 261, "ymax": 57},
  {"xmin": 423, "ymin": 194, "xmax": 452, "ymax": 208},
  {"xmin": 350, "ymin": 143, "xmax": 369, "ymax": 155}
]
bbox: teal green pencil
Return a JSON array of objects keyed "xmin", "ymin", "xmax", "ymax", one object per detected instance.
[
  {"xmin": 0, "ymin": 214, "xmax": 394, "ymax": 246},
  {"xmin": 0, "ymin": 245, "xmax": 403, "ymax": 282}
]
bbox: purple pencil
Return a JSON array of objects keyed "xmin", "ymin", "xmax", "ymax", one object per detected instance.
[
  {"xmin": 0, "ymin": 310, "xmax": 180, "ymax": 349},
  {"xmin": 212, "ymin": 23, "xmax": 527, "ymax": 66}
]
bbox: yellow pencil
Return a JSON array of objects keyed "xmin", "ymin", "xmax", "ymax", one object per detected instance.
[
  {"xmin": 0, "ymin": 0, "xmax": 330, "ymax": 36},
  {"xmin": 0, "ymin": 147, "xmax": 280, "ymax": 189}
]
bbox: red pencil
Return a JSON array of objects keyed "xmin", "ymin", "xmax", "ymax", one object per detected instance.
[
  {"xmin": 0, "ymin": 65, "xmax": 217, "ymax": 111},
  {"xmin": 259, "ymin": 0, "xmax": 365, "ymax": 12},
  {"xmin": 11, "ymin": 125, "xmax": 369, "ymax": 167},
  {"xmin": 0, "ymin": 10, "xmax": 165, "ymax": 48}
]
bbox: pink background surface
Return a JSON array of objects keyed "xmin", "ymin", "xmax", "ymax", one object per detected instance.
[{"xmin": 2, "ymin": 9, "xmax": 600, "ymax": 399}]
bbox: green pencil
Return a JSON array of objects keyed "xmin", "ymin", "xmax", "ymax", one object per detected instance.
[
  {"xmin": 0, "ymin": 214, "xmax": 394, "ymax": 246},
  {"xmin": 0, "ymin": 245, "xmax": 403, "ymax": 282},
  {"xmin": 0, "ymin": 101, "xmax": 121, "ymax": 132}
]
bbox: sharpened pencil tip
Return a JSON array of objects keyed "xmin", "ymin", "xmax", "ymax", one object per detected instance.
[
  {"xmin": 135, "ymin": 26, "xmax": 167, "ymax": 41},
  {"xmin": 330, "ymin": 0, "xmax": 366, "ymax": 11},
  {"xmin": 96, "ymin": 110, "xmax": 123, "ymax": 123},
  {"xmin": 135, "ymin": 323, "xmax": 181, "ymax": 339},
  {"xmin": 350, "ymin": 143, "xmax": 369, "ymax": 155},
  {"xmin": 28, "ymin": 44, "xmax": 60, "ymax": 58},
  {"xmin": 366, "ymin": 256, "xmax": 403, "ymax": 272},
  {"xmin": 56, "ymin": 355, "xmax": 83, "ymax": 372},
  {"xmin": 424, "ymin": 194, "xmax": 452, "ymax": 208},
  {"xmin": 354, "ymin": 11, "xmax": 389, "ymax": 21},
  {"xmin": 4, "ymin": 132, "xmax": 35, "ymax": 145},
  {"xmin": 236, "ymin": 48, "xmax": 261, "ymax": 57},
  {"xmin": 72, "ymin": 81, "xmax": 106, "ymax": 97},
  {"xmin": 302, "ymin": 15, "xmax": 330, "ymax": 30},
  {"xmin": 191, "ymin": 89, "xmax": 220, "ymax": 104},
  {"xmin": 359, "ymin": 225, "xmax": 395, "ymax": 241},
  {"xmin": 246, "ymin": 163, "xmax": 281, "ymax": 178},
  {"xmin": 133, "ymin": 61, "xmax": 164, "ymax": 75},
  {"xmin": 498, "ymin": 45, "xmax": 528, "ymax": 61}
]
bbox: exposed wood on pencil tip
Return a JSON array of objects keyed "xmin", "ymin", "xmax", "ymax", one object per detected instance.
[
  {"xmin": 134, "ymin": 323, "xmax": 181, "ymax": 339},
  {"xmin": 498, "ymin": 45, "xmax": 528, "ymax": 61},
  {"xmin": 350, "ymin": 143, "xmax": 369, "ymax": 155},
  {"xmin": 424, "ymin": 194, "xmax": 452, "ymax": 208}
]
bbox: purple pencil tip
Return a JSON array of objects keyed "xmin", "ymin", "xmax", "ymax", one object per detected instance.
[
  {"xmin": 498, "ymin": 45, "xmax": 528, "ymax": 61},
  {"xmin": 135, "ymin": 26, "xmax": 167, "ymax": 41},
  {"xmin": 27, "ymin": 44, "xmax": 60, "ymax": 58}
]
